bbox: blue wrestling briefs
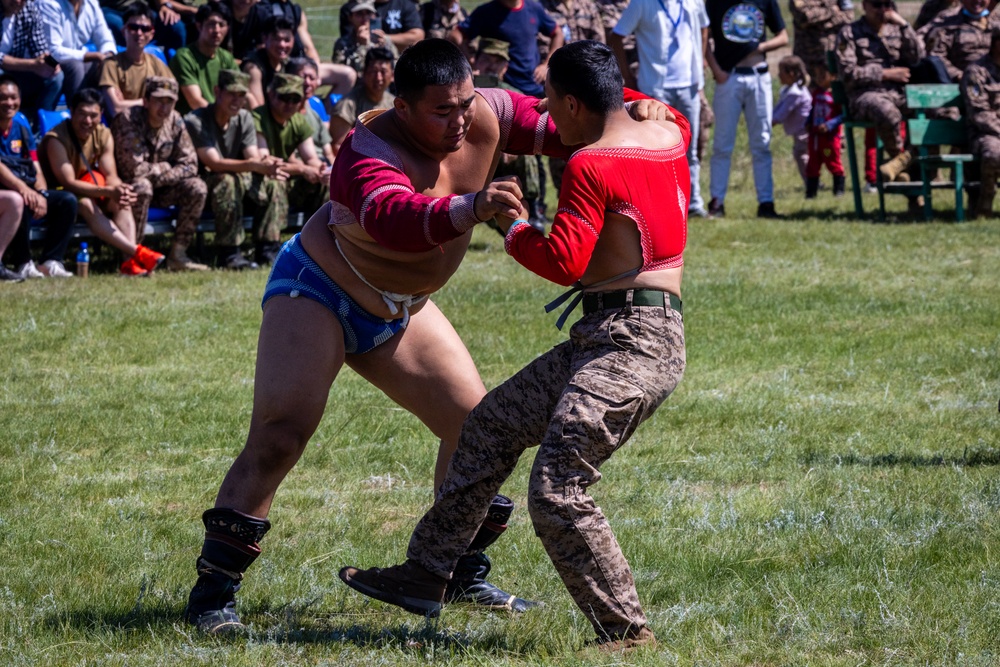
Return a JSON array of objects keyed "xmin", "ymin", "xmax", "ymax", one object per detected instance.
[{"xmin": 262, "ymin": 234, "xmax": 405, "ymax": 354}]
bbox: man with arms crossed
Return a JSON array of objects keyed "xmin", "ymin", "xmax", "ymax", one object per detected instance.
[
  {"xmin": 184, "ymin": 38, "xmax": 668, "ymax": 634},
  {"xmin": 340, "ymin": 40, "xmax": 688, "ymax": 653}
]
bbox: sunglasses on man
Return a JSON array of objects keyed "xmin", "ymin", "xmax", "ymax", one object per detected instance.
[
  {"xmin": 277, "ymin": 93, "xmax": 303, "ymax": 105},
  {"xmin": 127, "ymin": 23, "xmax": 155, "ymax": 33}
]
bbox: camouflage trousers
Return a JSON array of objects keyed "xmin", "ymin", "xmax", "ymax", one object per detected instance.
[
  {"xmin": 495, "ymin": 154, "xmax": 540, "ymax": 201},
  {"xmin": 972, "ymin": 135, "xmax": 1000, "ymax": 213},
  {"xmin": 793, "ymin": 27, "xmax": 841, "ymax": 75},
  {"xmin": 284, "ymin": 176, "xmax": 330, "ymax": 219},
  {"xmin": 850, "ymin": 89, "xmax": 907, "ymax": 156},
  {"xmin": 407, "ymin": 295, "xmax": 686, "ymax": 638},
  {"xmin": 131, "ymin": 176, "xmax": 208, "ymax": 248},
  {"xmin": 205, "ymin": 172, "xmax": 286, "ymax": 247}
]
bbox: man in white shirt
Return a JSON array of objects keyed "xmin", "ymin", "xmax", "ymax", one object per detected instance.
[
  {"xmin": 610, "ymin": 0, "xmax": 709, "ymax": 217},
  {"xmin": 37, "ymin": 0, "xmax": 116, "ymax": 103}
]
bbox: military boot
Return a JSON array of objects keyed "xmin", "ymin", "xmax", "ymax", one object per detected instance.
[
  {"xmin": 878, "ymin": 150, "xmax": 912, "ymax": 182},
  {"xmin": 805, "ymin": 177, "xmax": 820, "ymax": 199},
  {"xmin": 167, "ymin": 243, "xmax": 210, "ymax": 272}
]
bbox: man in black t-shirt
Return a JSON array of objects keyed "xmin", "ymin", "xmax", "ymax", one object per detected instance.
[
  {"xmin": 339, "ymin": 0, "xmax": 425, "ymax": 50},
  {"xmin": 704, "ymin": 0, "xmax": 788, "ymax": 218}
]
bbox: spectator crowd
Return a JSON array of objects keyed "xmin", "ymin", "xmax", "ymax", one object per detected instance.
[{"xmin": 2, "ymin": 0, "xmax": 999, "ymax": 281}]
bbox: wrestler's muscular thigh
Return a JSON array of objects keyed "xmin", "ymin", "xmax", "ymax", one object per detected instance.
[
  {"xmin": 215, "ymin": 295, "xmax": 347, "ymax": 517},
  {"xmin": 346, "ymin": 299, "xmax": 487, "ymax": 489}
]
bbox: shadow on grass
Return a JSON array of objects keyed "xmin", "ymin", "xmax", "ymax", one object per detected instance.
[{"xmin": 802, "ymin": 447, "xmax": 1000, "ymax": 468}]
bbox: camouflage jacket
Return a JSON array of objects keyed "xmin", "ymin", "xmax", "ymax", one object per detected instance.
[
  {"xmin": 926, "ymin": 11, "xmax": 994, "ymax": 81},
  {"xmin": 960, "ymin": 55, "xmax": 1000, "ymax": 140},
  {"xmin": 595, "ymin": 0, "xmax": 635, "ymax": 55},
  {"xmin": 789, "ymin": 0, "xmax": 851, "ymax": 34},
  {"xmin": 331, "ymin": 33, "xmax": 398, "ymax": 75},
  {"xmin": 836, "ymin": 19, "xmax": 924, "ymax": 95},
  {"xmin": 419, "ymin": 1, "xmax": 468, "ymax": 40},
  {"xmin": 538, "ymin": 0, "xmax": 606, "ymax": 61},
  {"xmin": 111, "ymin": 105, "xmax": 199, "ymax": 188}
]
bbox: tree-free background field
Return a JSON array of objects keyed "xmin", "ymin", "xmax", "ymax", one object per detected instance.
[{"xmin": 3, "ymin": 3, "xmax": 1000, "ymax": 661}]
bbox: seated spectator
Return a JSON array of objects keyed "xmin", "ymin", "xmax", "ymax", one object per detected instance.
[
  {"xmin": 339, "ymin": 0, "xmax": 425, "ymax": 51},
  {"xmin": 329, "ymin": 46, "xmax": 394, "ymax": 155},
  {"xmin": 924, "ymin": 0, "xmax": 994, "ymax": 82},
  {"xmin": 41, "ymin": 88, "xmax": 165, "ymax": 276},
  {"xmin": 241, "ymin": 15, "xmax": 295, "ymax": 109},
  {"xmin": 960, "ymin": 26, "xmax": 1000, "ymax": 217},
  {"xmin": 252, "ymin": 72, "xmax": 326, "ymax": 263},
  {"xmin": 112, "ymin": 76, "xmax": 210, "ymax": 271},
  {"xmin": 333, "ymin": 1, "xmax": 398, "ymax": 76},
  {"xmin": 101, "ymin": 0, "xmax": 185, "ymax": 52},
  {"xmin": 284, "ymin": 56, "xmax": 334, "ymax": 165},
  {"xmin": 170, "ymin": 1, "xmax": 238, "ymax": 115},
  {"xmin": 99, "ymin": 2, "xmax": 174, "ymax": 119},
  {"xmin": 252, "ymin": 0, "xmax": 317, "ymax": 61},
  {"xmin": 0, "ymin": 75, "xmax": 76, "ymax": 279},
  {"xmin": 420, "ymin": 0, "xmax": 467, "ymax": 40},
  {"xmin": 224, "ymin": 0, "xmax": 262, "ymax": 60},
  {"xmin": 184, "ymin": 69, "xmax": 287, "ymax": 269},
  {"xmin": 0, "ymin": 0, "xmax": 64, "ymax": 116},
  {"xmin": 38, "ymin": 0, "xmax": 116, "ymax": 104}
]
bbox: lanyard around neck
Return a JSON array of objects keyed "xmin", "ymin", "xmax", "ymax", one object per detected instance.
[{"xmin": 656, "ymin": 0, "xmax": 683, "ymax": 31}]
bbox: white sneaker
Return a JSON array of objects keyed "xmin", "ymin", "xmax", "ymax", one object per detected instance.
[
  {"xmin": 17, "ymin": 260, "xmax": 45, "ymax": 279},
  {"xmin": 40, "ymin": 259, "xmax": 73, "ymax": 278}
]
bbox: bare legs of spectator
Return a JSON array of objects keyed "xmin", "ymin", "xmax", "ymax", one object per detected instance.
[
  {"xmin": 77, "ymin": 197, "xmax": 141, "ymax": 257},
  {"xmin": 0, "ymin": 191, "xmax": 22, "ymax": 255}
]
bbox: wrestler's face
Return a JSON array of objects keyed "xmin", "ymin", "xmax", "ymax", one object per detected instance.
[{"xmin": 396, "ymin": 77, "xmax": 476, "ymax": 154}]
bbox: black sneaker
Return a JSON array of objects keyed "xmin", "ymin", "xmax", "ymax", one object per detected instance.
[
  {"xmin": 254, "ymin": 241, "xmax": 282, "ymax": 266},
  {"xmin": 220, "ymin": 251, "xmax": 260, "ymax": 271},
  {"xmin": 0, "ymin": 265, "xmax": 25, "ymax": 282},
  {"xmin": 707, "ymin": 197, "xmax": 725, "ymax": 218},
  {"xmin": 757, "ymin": 202, "xmax": 784, "ymax": 219}
]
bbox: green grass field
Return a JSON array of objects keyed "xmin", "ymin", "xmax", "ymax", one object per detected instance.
[{"xmin": 4, "ymin": 20, "xmax": 1000, "ymax": 662}]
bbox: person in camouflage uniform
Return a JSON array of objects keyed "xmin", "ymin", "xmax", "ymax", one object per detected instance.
[
  {"xmin": 185, "ymin": 69, "xmax": 289, "ymax": 269},
  {"xmin": 111, "ymin": 76, "xmax": 210, "ymax": 271},
  {"xmin": 960, "ymin": 25, "xmax": 1000, "ymax": 217},
  {"xmin": 420, "ymin": 0, "xmax": 468, "ymax": 40},
  {"xmin": 789, "ymin": 0, "xmax": 853, "ymax": 75},
  {"xmin": 925, "ymin": 0, "xmax": 996, "ymax": 82},
  {"xmin": 836, "ymin": 0, "xmax": 924, "ymax": 182},
  {"xmin": 596, "ymin": 0, "xmax": 637, "ymax": 78},
  {"xmin": 916, "ymin": 0, "xmax": 960, "ymax": 31},
  {"xmin": 333, "ymin": 2, "xmax": 398, "ymax": 76}
]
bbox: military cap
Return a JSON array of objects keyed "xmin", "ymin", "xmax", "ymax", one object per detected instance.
[
  {"xmin": 269, "ymin": 72, "xmax": 304, "ymax": 97},
  {"xmin": 218, "ymin": 69, "xmax": 250, "ymax": 94},
  {"xmin": 477, "ymin": 38, "xmax": 511, "ymax": 62},
  {"xmin": 145, "ymin": 76, "xmax": 178, "ymax": 100},
  {"xmin": 351, "ymin": 1, "xmax": 378, "ymax": 13}
]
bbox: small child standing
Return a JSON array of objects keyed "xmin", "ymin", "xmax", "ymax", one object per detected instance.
[
  {"xmin": 806, "ymin": 65, "xmax": 845, "ymax": 198},
  {"xmin": 773, "ymin": 56, "xmax": 812, "ymax": 189}
]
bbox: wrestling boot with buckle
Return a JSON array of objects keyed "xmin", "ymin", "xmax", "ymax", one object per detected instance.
[
  {"xmin": 445, "ymin": 494, "xmax": 541, "ymax": 612},
  {"xmin": 339, "ymin": 560, "xmax": 447, "ymax": 617},
  {"xmin": 878, "ymin": 150, "xmax": 912, "ymax": 182},
  {"xmin": 185, "ymin": 508, "xmax": 270, "ymax": 634}
]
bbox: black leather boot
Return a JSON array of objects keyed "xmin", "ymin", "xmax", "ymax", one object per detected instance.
[
  {"xmin": 185, "ymin": 508, "xmax": 270, "ymax": 634},
  {"xmin": 806, "ymin": 177, "xmax": 820, "ymax": 199},
  {"xmin": 445, "ymin": 494, "xmax": 541, "ymax": 612},
  {"xmin": 833, "ymin": 175, "xmax": 845, "ymax": 197}
]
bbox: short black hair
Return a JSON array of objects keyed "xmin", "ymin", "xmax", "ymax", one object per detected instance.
[
  {"xmin": 122, "ymin": 2, "xmax": 156, "ymax": 26},
  {"xmin": 284, "ymin": 56, "xmax": 318, "ymax": 77},
  {"xmin": 364, "ymin": 46, "xmax": 396, "ymax": 71},
  {"xmin": 393, "ymin": 38, "xmax": 471, "ymax": 101},
  {"xmin": 0, "ymin": 75, "xmax": 19, "ymax": 93},
  {"xmin": 196, "ymin": 1, "xmax": 232, "ymax": 25},
  {"xmin": 264, "ymin": 15, "xmax": 295, "ymax": 36},
  {"xmin": 70, "ymin": 88, "xmax": 103, "ymax": 110},
  {"xmin": 547, "ymin": 40, "xmax": 623, "ymax": 114}
]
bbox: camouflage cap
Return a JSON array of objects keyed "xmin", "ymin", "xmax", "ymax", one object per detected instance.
[
  {"xmin": 218, "ymin": 69, "xmax": 250, "ymax": 94},
  {"xmin": 477, "ymin": 38, "xmax": 510, "ymax": 62},
  {"xmin": 145, "ymin": 75, "xmax": 178, "ymax": 100},
  {"xmin": 269, "ymin": 72, "xmax": 304, "ymax": 97}
]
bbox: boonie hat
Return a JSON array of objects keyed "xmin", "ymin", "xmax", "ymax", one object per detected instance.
[
  {"xmin": 218, "ymin": 69, "xmax": 250, "ymax": 94},
  {"xmin": 145, "ymin": 76, "xmax": 178, "ymax": 100}
]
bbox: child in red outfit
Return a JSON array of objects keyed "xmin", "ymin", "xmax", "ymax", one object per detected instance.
[{"xmin": 807, "ymin": 66, "xmax": 846, "ymax": 198}]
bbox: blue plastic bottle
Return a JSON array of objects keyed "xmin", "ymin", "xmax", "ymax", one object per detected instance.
[{"xmin": 76, "ymin": 242, "xmax": 90, "ymax": 278}]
